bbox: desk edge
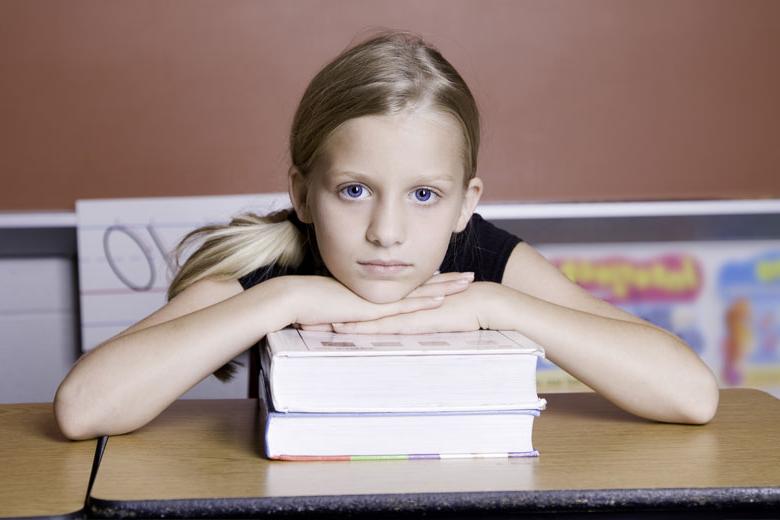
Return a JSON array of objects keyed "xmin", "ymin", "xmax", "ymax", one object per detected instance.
[{"xmin": 86, "ymin": 486, "xmax": 780, "ymax": 517}]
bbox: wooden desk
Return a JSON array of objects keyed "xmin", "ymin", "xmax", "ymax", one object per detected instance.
[
  {"xmin": 88, "ymin": 389, "xmax": 780, "ymax": 518},
  {"xmin": 0, "ymin": 403, "xmax": 97, "ymax": 518}
]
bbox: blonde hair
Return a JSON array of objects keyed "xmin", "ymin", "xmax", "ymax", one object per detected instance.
[{"xmin": 168, "ymin": 29, "xmax": 481, "ymax": 382}]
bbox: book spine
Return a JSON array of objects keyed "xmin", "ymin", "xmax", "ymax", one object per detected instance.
[
  {"xmin": 271, "ymin": 451, "xmax": 540, "ymax": 462},
  {"xmin": 260, "ymin": 337, "xmax": 272, "ymax": 377},
  {"xmin": 267, "ymin": 406, "xmax": 543, "ymax": 418}
]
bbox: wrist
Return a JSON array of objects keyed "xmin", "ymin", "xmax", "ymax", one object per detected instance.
[
  {"xmin": 477, "ymin": 282, "xmax": 522, "ymax": 331},
  {"xmin": 249, "ymin": 275, "xmax": 299, "ymax": 332}
]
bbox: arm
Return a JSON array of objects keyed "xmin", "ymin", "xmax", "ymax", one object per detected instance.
[
  {"xmin": 54, "ymin": 273, "xmax": 451, "ymax": 440},
  {"xmin": 317, "ymin": 243, "xmax": 718, "ymax": 423},
  {"xmin": 490, "ymin": 243, "xmax": 719, "ymax": 424},
  {"xmin": 54, "ymin": 276, "xmax": 294, "ymax": 440}
]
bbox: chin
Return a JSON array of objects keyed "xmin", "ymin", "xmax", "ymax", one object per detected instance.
[{"xmin": 349, "ymin": 280, "xmax": 413, "ymax": 304}]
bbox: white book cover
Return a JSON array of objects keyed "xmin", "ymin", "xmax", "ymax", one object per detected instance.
[
  {"xmin": 259, "ymin": 370, "xmax": 541, "ymax": 461},
  {"xmin": 263, "ymin": 329, "xmax": 546, "ymax": 413},
  {"xmin": 267, "ymin": 329, "xmax": 545, "ymax": 358}
]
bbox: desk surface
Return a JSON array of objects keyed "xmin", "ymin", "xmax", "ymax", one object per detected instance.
[
  {"xmin": 89, "ymin": 389, "xmax": 780, "ymax": 517},
  {"xmin": 0, "ymin": 403, "xmax": 97, "ymax": 518}
]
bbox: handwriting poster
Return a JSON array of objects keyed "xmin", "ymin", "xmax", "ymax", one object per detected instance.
[{"xmin": 76, "ymin": 193, "xmax": 289, "ymax": 398}]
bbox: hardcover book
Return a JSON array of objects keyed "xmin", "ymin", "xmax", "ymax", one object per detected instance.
[
  {"xmin": 261, "ymin": 328, "xmax": 546, "ymax": 413},
  {"xmin": 259, "ymin": 369, "xmax": 543, "ymax": 461}
]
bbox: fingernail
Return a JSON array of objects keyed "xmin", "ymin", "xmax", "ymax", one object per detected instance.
[
  {"xmin": 455, "ymin": 278, "xmax": 469, "ymax": 285},
  {"xmin": 433, "ymin": 270, "xmax": 441, "ymax": 275},
  {"xmin": 461, "ymin": 272, "xmax": 475, "ymax": 280},
  {"xmin": 432, "ymin": 295, "xmax": 445, "ymax": 301},
  {"xmin": 332, "ymin": 323, "xmax": 343, "ymax": 328}
]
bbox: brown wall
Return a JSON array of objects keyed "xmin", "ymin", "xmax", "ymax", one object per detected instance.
[{"xmin": 1, "ymin": 0, "xmax": 778, "ymax": 211}]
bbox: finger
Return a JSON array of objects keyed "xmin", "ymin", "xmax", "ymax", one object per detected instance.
[
  {"xmin": 299, "ymin": 323, "xmax": 335, "ymax": 332},
  {"xmin": 394, "ymin": 295, "xmax": 445, "ymax": 315},
  {"xmin": 355, "ymin": 294, "xmax": 443, "ymax": 323},
  {"xmin": 405, "ymin": 278, "xmax": 472, "ymax": 299},
  {"xmin": 420, "ymin": 271, "xmax": 474, "ymax": 285},
  {"xmin": 334, "ymin": 315, "xmax": 420, "ymax": 335}
]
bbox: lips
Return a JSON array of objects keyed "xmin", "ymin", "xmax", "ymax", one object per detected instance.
[
  {"xmin": 358, "ymin": 260, "xmax": 412, "ymax": 276},
  {"xmin": 358, "ymin": 260, "xmax": 412, "ymax": 267}
]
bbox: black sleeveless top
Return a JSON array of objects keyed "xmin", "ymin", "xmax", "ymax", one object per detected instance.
[{"xmin": 238, "ymin": 212, "xmax": 523, "ymax": 291}]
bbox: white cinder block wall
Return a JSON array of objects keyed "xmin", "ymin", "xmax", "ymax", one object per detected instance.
[
  {"xmin": 0, "ymin": 257, "xmax": 248, "ymax": 403},
  {"xmin": 0, "ymin": 258, "xmax": 79, "ymax": 403}
]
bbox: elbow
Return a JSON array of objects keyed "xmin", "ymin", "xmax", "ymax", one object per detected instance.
[
  {"xmin": 54, "ymin": 377, "xmax": 153, "ymax": 440},
  {"xmin": 676, "ymin": 373, "xmax": 720, "ymax": 425},
  {"xmin": 54, "ymin": 382, "xmax": 101, "ymax": 441}
]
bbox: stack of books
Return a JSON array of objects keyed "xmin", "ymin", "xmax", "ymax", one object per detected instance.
[{"xmin": 259, "ymin": 328, "xmax": 546, "ymax": 461}]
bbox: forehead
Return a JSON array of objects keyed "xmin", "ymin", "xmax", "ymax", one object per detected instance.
[{"xmin": 316, "ymin": 110, "xmax": 466, "ymax": 183}]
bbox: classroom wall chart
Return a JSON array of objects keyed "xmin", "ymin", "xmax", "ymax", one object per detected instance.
[
  {"xmin": 537, "ymin": 242, "xmax": 780, "ymax": 397},
  {"xmin": 76, "ymin": 194, "xmax": 289, "ymax": 351},
  {"xmin": 75, "ymin": 194, "xmax": 290, "ymax": 398}
]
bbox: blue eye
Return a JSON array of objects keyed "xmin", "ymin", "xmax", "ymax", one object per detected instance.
[
  {"xmin": 341, "ymin": 184, "xmax": 366, "ymax": 199},
  {"xmin": 415, "ymin": 188, "xmax": 432, "ymax": 202},
  {"xmin": 414, "ymin": 188, "xmax": 439, "ymax": 202}
]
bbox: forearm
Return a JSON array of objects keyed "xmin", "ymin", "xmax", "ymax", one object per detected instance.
[
  {"xmin": 54, "ymin": 277, "xmax": 294, "ymax": 439},
  {"xmin": 485, "ymin": 284, "xmax": 719, "ymax": 424}
]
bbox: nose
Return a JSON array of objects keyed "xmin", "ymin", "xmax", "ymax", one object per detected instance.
[{"xmin": 365, "ymin": 198, "xmax": 405, "ymax": 247}]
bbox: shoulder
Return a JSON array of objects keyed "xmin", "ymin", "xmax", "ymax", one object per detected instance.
[
  {"xmin": 468, "ymin": 213, "xmax": 523, "ymax": 262},
  {"xmin": 238, "ymin": 210, "xmax": 324, "ymax": 291},
  {"xmin": 238, "ymin": 263, "xmax": 295, "ymax": 291},
  {"xmin": 502, "ymin": 242, "xmax": 659, "ymax": 327},
  {"xmin": 468, "ymin": 213, "xmax": 520, "ymax": 241},
  {"xmin": 440, "ymin": 213, "xmax": 523, "ymax": 283}
]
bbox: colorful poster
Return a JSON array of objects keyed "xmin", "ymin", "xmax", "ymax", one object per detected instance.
[
  {"xmin": 717, "ymin": 251, "xmax": 780, "ymax": 395},
  {"xmin": 535, "ymin": 240, "xmax": 780, "ymax": 397},
  {"xmin": 555, "ymin": 253, "xmax": 706, "ymax": 355},
  {"xmin": 536, "ymin": 246, "xmax": 708, "ymax": 393}
]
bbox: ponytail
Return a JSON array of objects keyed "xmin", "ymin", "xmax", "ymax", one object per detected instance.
[{"xmin": 167, "ymin": 208, "xmax": 305, "ymax": 382}]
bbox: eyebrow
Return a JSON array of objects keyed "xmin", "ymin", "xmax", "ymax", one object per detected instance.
[{"xmin": 329, "ymin": 170, "xmax": 456, "ymax": 185}]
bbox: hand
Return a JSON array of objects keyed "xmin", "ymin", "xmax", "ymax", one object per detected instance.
[
  {"xmin": 294, "ymin": 271, "xmax": 476, "ymax": 332},
  {"xmin": 324, "ymin": 281, "xmax": 499, "ymax": 335},
  {"xmin": 288, "ymin": 273, "xmax": 473, "ymax": 331},
  {"xmin": 404, "ymin": 270, "xmax": 475, "ymax": 298}
]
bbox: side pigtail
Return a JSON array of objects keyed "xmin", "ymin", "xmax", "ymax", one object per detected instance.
[{"xmin": 166, "ymin": 208, "xmax": 305, "ymax": 381}]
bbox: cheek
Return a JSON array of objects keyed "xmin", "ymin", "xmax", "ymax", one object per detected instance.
[
  {"xmin": 318, "ymin": 227, "xmax": 360, "ymax": 268},
  {"xmin": 417, "ymin": 212, "xmax": 457, "ymax": 250},
  {"xmin": 310, "ymin": 202, "xmax": 355, "ymax": 251}
]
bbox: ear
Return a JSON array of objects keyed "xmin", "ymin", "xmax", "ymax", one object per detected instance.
[
  {"xmin": 287, "ymin": 166, "xmax": 313, "ymax": 224},
  {"xmin": 454, "ymin": 176, "xmax": 484, "ymax": 233}
]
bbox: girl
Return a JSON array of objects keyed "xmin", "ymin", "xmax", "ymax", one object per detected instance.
[{"xmin": 54, "ymin": 31, "xmax": 719, "ymax": 440}]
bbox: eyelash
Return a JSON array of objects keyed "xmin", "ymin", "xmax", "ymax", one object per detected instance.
[{"xmin": 338, "ymin": 184, "xmax": 442, "ymax": 206}]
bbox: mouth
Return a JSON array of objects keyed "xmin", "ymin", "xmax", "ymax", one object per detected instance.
[{"xmin": 357, "ymin": 260, "xmax": 412, "ymax": 275}]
